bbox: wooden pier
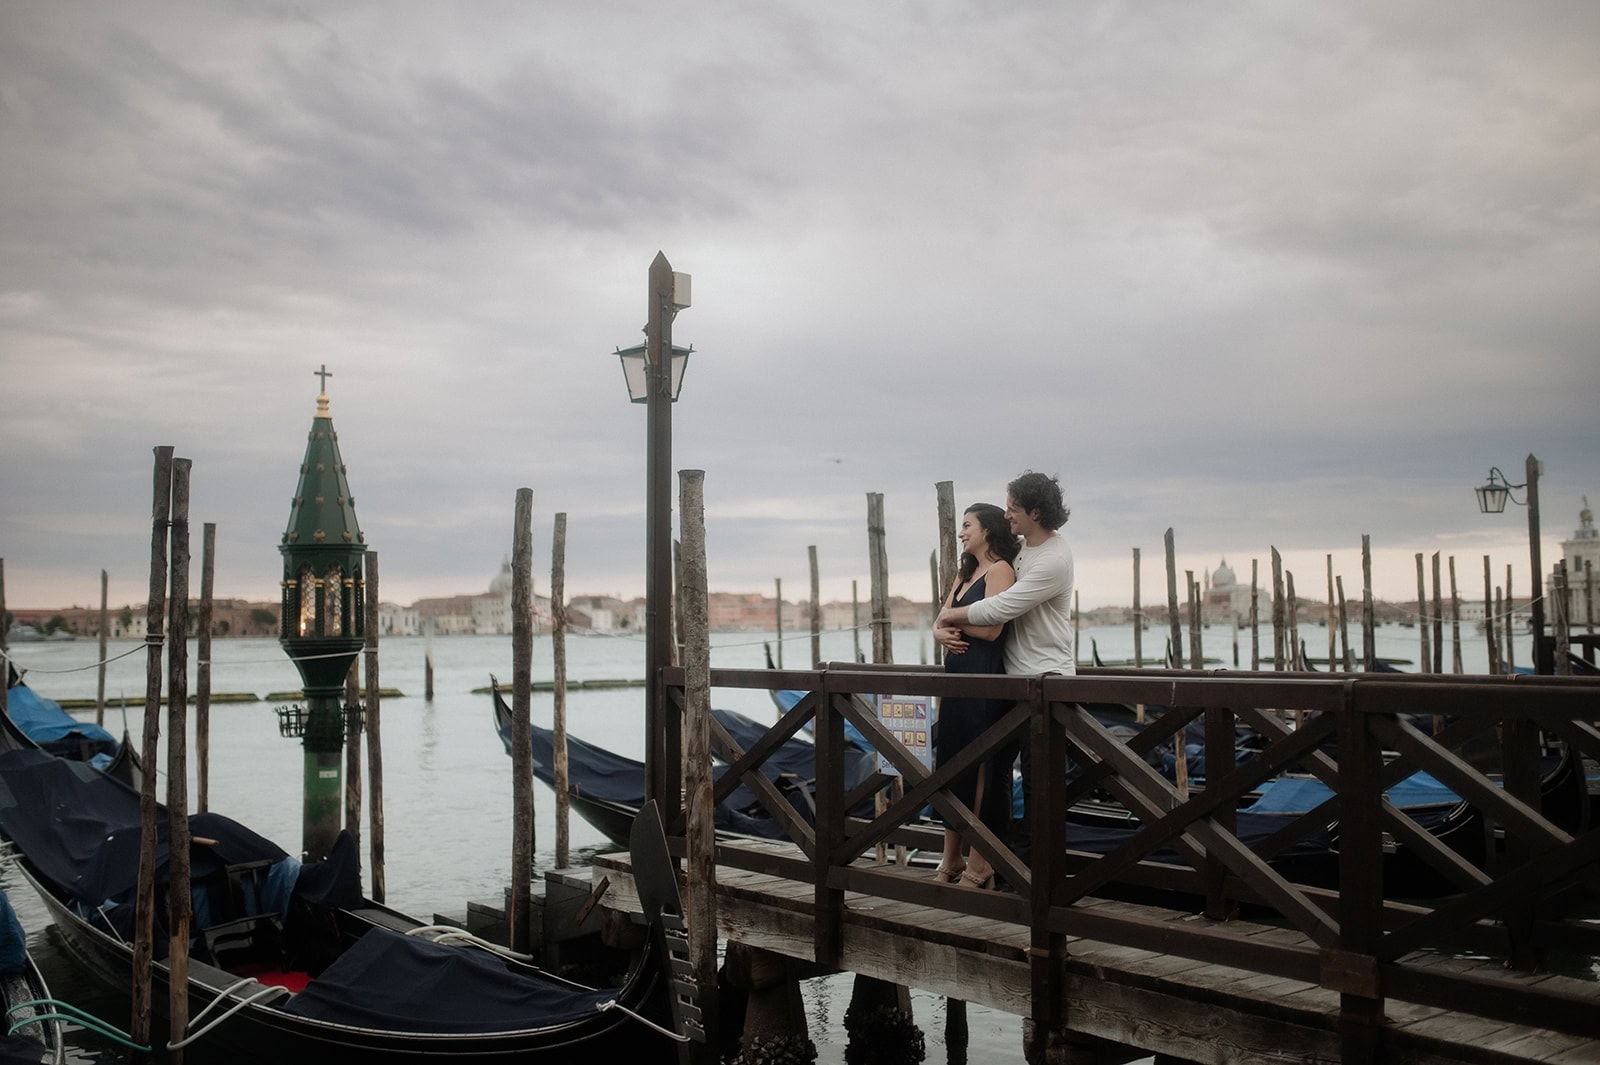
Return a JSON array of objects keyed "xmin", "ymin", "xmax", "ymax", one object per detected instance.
[{"xmin": 622, "ymin": 663, "xmax": 1600, "ymax": 1064}]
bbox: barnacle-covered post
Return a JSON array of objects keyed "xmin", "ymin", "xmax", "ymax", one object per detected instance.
[{"xmin": 278, "ymin": 366, "xmax": 368, "ymax": 862}]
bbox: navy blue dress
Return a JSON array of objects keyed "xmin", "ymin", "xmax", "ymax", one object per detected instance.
[{"xmin": 935, "ymin": 575, "xmax": 1012, "ymax": 845}]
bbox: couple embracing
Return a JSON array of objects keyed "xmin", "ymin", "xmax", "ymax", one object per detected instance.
[{"xmin": 931, "ymin": 471, "xmax": 1075, "ymax": 889}]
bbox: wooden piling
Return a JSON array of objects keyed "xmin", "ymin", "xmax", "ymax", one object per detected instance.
[
  {"xmin": 196, "ymin": 525, "xmax": 215, "ymax": 812},
  {"xmin": 1553, "ymin": 562, "xmax": 1571, "ymax": 677},
  {"xmin": 1270, "ymin": 548, "xmax": 1285, "ymax": 671},
  {"xmin": 97, "ymin": 569, "xmax": 109, "ymax": 727},
  {"xmin": 343, "ymin": 649, "xmax": 362, "ymax": 855},
  {"xmin": 1132, "ymin": 547, "xmax": 1143, "ymax": 669},
  {"xmin": 166, "ymin": 457, "xmax": 193, "ymax": 1062},
  {"xmin": 936, "ymin": 479, "xmax": 957, "ymax": 613},
  {"xmin": 679, "ymin": 469, "xmax": 719, "ymax": 1064},
  {"xmin": 1326, "ymin": 554, "xmax": 1336, "ymax": 674},
  {"xmin": 363, "ymin": 550, "xmax": 385, "ymax": 903},
  {"xmin": 1449, "ymin": 556, "xmax": 1463, "ymax": 674},
  {"xmin": 809, "ymin": 545, "xmax": 821, "ymax": 669},
  {"xmin": 552, "ymin": 512, "xmax": 570, "ymax": 869},
  {"xmin": 774, "ymin": 578, "xmax": 783, "ymax": 669},
  {"xmin": 1431, "ymin": 552, "xmax": 1444, "ymax": 674},
  {"xmin": 1250, "ymin": 559, "xmax": 1260, "ymax": 671},
  {"xmin": 927, "ymin": 551, "xmax": 938, "ymax": 667},
  {"xmin": 868, "ymin": 493, "xmax": 891, "ymax": 664},
  {"xmin": 1185, "ymin": 571, "xmax": 1200, "ymax": 669},
  {"xmin": 424, "ymin": 615, "xmax": 434, "ymax": 701},
  {"xmin": 508, "ymin": 488, "xmax": 535, "ymax": 955},
  {"xmin": 1497, "ymin": 562, "xmax": 1510, "ymax": 671},
  {"xmin": 1164, "ymin": 529, "xmax": 1181, "ymax": 668},
  {"xmin": 1361, "ymin": 535, "xmax": 1375, "ymax": 671},
  {"xmin": 851, "ymin": 580, "xmax": 862, "ymax": 664},
  {"xmin": 1415, "ymin": 553, "xmax": 1431, "ymax": 674},
  {"xmin": 131, "ymin": 445, "xmax": 173, "ymax": 1051},
  {"xmin": 1286, "ymin": 570, "xmax": 1300, "ymax": 671},
  {"xmin": 1336, "ymin": 575, "xmax": 1352, "ymax": 671}
]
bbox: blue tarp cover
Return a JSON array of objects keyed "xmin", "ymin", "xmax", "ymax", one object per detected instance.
[
  {"xmin": 5, "ymin": 682, "xmax": 117, "ymax": 755},
  {"xmin": 1243, "ymin": 771, "xmax": 1459, "ymax": 815},
  {"xmin": 277, "ymin": 927, "xmax": 615, "ymax": 1033}
]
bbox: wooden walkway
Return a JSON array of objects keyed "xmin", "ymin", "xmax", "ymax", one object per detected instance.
[
  {"xmin": 624, "ymin": 663, "xmax": 1600, "ymax": 1063},
  {"xmin": 596, "ymin": 839, "xmax": 1600, "ymax": 1065}
]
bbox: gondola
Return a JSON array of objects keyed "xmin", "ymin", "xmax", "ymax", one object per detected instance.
[
  {"xmin": 4, "ymin": 667, "xmax": 142, "ymax": 788},
  {"xmin": 489, "ymin": 678, "xmax": 877, "ymax": 848},
  {"xmin": 1, "ymin": 887, "xmax": 63, "ymax": 1065},
  {"xmin": 0, "ymin": 709, "xmax": 680, "ymax": 1063}
]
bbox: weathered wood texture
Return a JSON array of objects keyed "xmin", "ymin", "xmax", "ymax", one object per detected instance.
[
  {"xmin": 552, "ymin": 512, "xmax": 570, "ymax": 868},
  {"xmin": 509, "ymin": 489, "xmax": 535, "ymax": 954},
  {"xmin": 166, "ymin": 457, "xmax": 193, "ymax": 1061}
]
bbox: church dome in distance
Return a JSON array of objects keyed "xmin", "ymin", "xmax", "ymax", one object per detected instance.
[
  {"xmin": 489, "ymin": 557, "xmax": 514, "ymax": 597},
  {"xmin": 1213, "ymin": 558, "xmax": 1236, "ymax": 588}
]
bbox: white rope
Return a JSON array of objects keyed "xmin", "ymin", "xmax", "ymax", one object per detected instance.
[
  {"xmin": 596, "ymin": 998, "xmax": 691, "ymax": 1042},
  {"xmin": 166, "ymin": 982, "xmax": 290, "ymax": 1050},
  {"xmin": 403, "ymin": 924, "xmax": 536, "ymax": 962}
]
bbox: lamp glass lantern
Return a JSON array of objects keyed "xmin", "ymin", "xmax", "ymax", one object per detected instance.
[
  {"xmin": 615, "ymin": 342, "xmax": 693, "ymax": 403},
  {"xmin": 1475, "ymin": 470, "xmax": 1512, "ymax": 514}
]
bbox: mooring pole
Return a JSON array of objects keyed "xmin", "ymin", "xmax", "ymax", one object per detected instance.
[
  {"xmin": 364, "ymin": 550, "xmax": 385, "ymax": 902},
  {"xmin": 166, "ymin": 457, "xmax": 193, "ymax": 1062},
  {"xmin": 131, "ymin": 445, "xmax": 173, "ymax": 1051},
  {"xmin": 509, "ymin": 488, "xmax": 535, "ymax": 955}
]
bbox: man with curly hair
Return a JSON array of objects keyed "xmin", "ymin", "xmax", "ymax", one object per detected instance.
[{"xmin": 935, "ymin": 470, "xmax": 1074, "ymax": 867}]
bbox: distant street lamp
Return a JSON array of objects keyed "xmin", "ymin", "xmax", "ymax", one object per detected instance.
[
  {"xmin": 618, "ymin": 252, "xmax": 692, "ymax": 819},
  {"xmin": 1475, "ymin": 453, "xmax": 1549, "ymax": 673}
]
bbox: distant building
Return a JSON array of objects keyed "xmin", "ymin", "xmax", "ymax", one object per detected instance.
[
  {"xmin": 1557, "ymin": 497, "xmax": 1598, "ymax": 629},
  {"xmin": 404, "ymin": 560, "xmax": 549, "ymax": 636}
]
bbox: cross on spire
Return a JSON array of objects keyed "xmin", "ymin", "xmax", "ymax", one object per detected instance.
[{"xmin": 314, "ymin": 364, "xmax": 333, "ymax": 394}]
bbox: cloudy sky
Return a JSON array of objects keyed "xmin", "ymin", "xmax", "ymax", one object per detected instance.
[{"xmin": 3, "ymin": 2, "xmax": 1596, "ymax": 617}]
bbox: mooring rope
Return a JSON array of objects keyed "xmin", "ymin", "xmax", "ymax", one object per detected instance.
[
  {"xmin": 166, "ymin": 980, "xmax": 291, "ymax": 1050},
  {"xmin": 6, "ymin": 997, "xmax": 150, "ymax": 1052}
]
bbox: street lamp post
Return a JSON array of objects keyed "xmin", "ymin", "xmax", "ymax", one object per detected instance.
[
  {"xmin": 1475, "ymin": 453, "xmax": 1550, "ymax": 674},
  {"xmin": 619, "ymin": 252, "xmax": 691, "ymax": 820}
]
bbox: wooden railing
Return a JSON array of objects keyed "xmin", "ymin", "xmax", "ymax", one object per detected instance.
[{"xmin": 667, "ymin": 664, "xmax": 1600, "ymax": 1051}]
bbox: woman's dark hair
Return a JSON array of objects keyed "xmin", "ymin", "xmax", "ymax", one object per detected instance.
[
  {"xmin": 958, "ymin": 503, "xmax": 1021, "ymax": 583},
  {"xmin": 1006, "ymin": 471, "xmax": 1070, "ymax": 530}
]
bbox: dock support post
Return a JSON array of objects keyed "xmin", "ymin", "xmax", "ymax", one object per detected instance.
[
  {"xmin": 844, "ymin": 974, "xmax": 922, "ymax": 1064},
  {"xmin": 725, "ymin": 944, "xmax": 812, "ymax": 1065}
]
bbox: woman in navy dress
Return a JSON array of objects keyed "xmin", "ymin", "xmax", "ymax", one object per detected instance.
[{"xmin": 932, "ymin": 503, "xmax": 1019, "ymax": 888}]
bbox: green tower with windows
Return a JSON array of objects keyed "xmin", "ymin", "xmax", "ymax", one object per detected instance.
[{"xmin": 278, "ymin": 367, "xmax": 367, "ymax": 862}]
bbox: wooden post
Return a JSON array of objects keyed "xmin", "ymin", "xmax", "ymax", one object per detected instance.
[
  {"xmin": 1483, "ymin": 556, "xmax": 1499, "ymax": 675},
  {"xmin": 679, "ymin": 470, "xmax": 719, "ymax": 1063},
  {"xmin": 1164, "ymin": 529, "xmax": 1181, "ymax": 669},
  {"xmin": 1495, "ymin": 587, "xmax": 1507, "ymax": 673},
  {"xmin": 868, "ymin": 493, "xmax": 891, "ymax": 663},
  {"xmin": 1336, "ymin": 576, "xmax": 1353, "ymax": 671},
  {"xmin": 424, "ymin": 616, "xmax": 434, "ymax": 700},
  {"xmin": 851, "ymin": 580, "xmax": 862, "ymax": 664},
  {"xmin": 927, "ymin": 551, "xmax": 938, "ymax": 667},
  {"xmin": 166, "ymin": 457, "xmax": 193, "ymax": 1062},
  {"xmin": 343, "ymin": 644, "xmax": 362, "ymax": 855},
  {"xmin": 1269, "ymin": 548, "xmax": 1285, "ymax": 670},
  {"xmin": 1250, "ymin": 559, "xmax": 1260, "ymax": 671},
  {"xmin": 1497, "ymin": 562, "xmax": 1510, "ymax": 671},
  {"xmin": 1361, "ymin": 535, "xmax": 1375, "ymax": 671},
  {"xmin": 1185, "ymin": 571, "xmax": 1201, "ymax": 669},
  {"xmin": 131, "ymin": 445, "xmax": 173, "ymax": 1051},
  {"xmin": 1415, "ymin": 553, "xmax": 1431, "ymax": 674},
  {"xmin": 1326, "ymin": 554, "xmax": 1336, "ymax": 674},
  {"xmin": 1286, "ymin": 571, "xmax": 1300, "ymax": 671},
  {"xmin": 935, "ymin": 481, "xmax": 956, "ymax": 668},
  {"xmin": 197, "ymin": 524, "xmax": 215, "ymax": 812},
  {"xmin": 774, "ymin": 577, "xmax": 783, "ymax": 669},
  {"xmin": 552, "ymin": 512, "xmax": 570, "ymax": 869},
  {"xmin": 508, "ymin": 488, "xmax": 535, "ymax": 955},
  {"xmin": 1132, "ymin": 547, "xmax": 1143, "ymax": 669},
  {"xmin": 1553, "ymin": 562, "xmax": 1571, "ymax": 676},
  {"xmin": 1587, "ymin": 559, "xmax": 1595, "ymax": 634},
  {"xmin": 364, "ymin": 550, "xmax": 385, "ymax": 903},
  {"xmin": 1449, "ymin": 556, "xmax": 1463, "ymax": 674},
  {"xmin": 809, "ymin": 545, "xmax": 822, "ymax": 669},
  {"xmin": 1431, "ymin": 552, "xmax": 1444, "ymax": 674},
  {"xmin": 97, "ymin": 569, "xmax": 109, "ymax": 727}
]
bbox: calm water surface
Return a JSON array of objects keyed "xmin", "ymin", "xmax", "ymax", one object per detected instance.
[{"xmin": 1, "ymin": 622, "xmax": 1543, "ymax": 1062}]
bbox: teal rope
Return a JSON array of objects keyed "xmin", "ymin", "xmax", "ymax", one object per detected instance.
[{"xmin": 6, "ymin": 997, "xmax": 152, "ymax": 1052}]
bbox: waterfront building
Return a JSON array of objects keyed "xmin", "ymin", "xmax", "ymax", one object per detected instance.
[{"xmin": 1557, "ymin": 498, "xmax": 1598, "ymax": 630}]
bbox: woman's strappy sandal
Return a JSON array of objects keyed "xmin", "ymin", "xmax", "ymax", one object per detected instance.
[{"xmin": 934, "ymin": 860, "xmax": 966, "ymax": 884}]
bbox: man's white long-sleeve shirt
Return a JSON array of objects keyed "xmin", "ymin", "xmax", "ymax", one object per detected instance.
[{"xmin": 966, "ymin": 532, "xmax": 1076, "ymax": 675}]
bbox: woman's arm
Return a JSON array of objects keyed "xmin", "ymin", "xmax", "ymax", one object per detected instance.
[{"xmin": 960, "ymin": 562, "xmax": 1014, "ymax": 642}]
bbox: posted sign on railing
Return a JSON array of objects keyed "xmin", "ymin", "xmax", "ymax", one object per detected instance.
[{"xmin": 876, "ymin": 694, "xmax": 934, "ymax": 774}]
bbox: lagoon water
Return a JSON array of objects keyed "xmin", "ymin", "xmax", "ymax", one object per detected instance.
[{"xmin": 1, "ymin": 621, "xmax": 1539, "ymax": 1063}]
